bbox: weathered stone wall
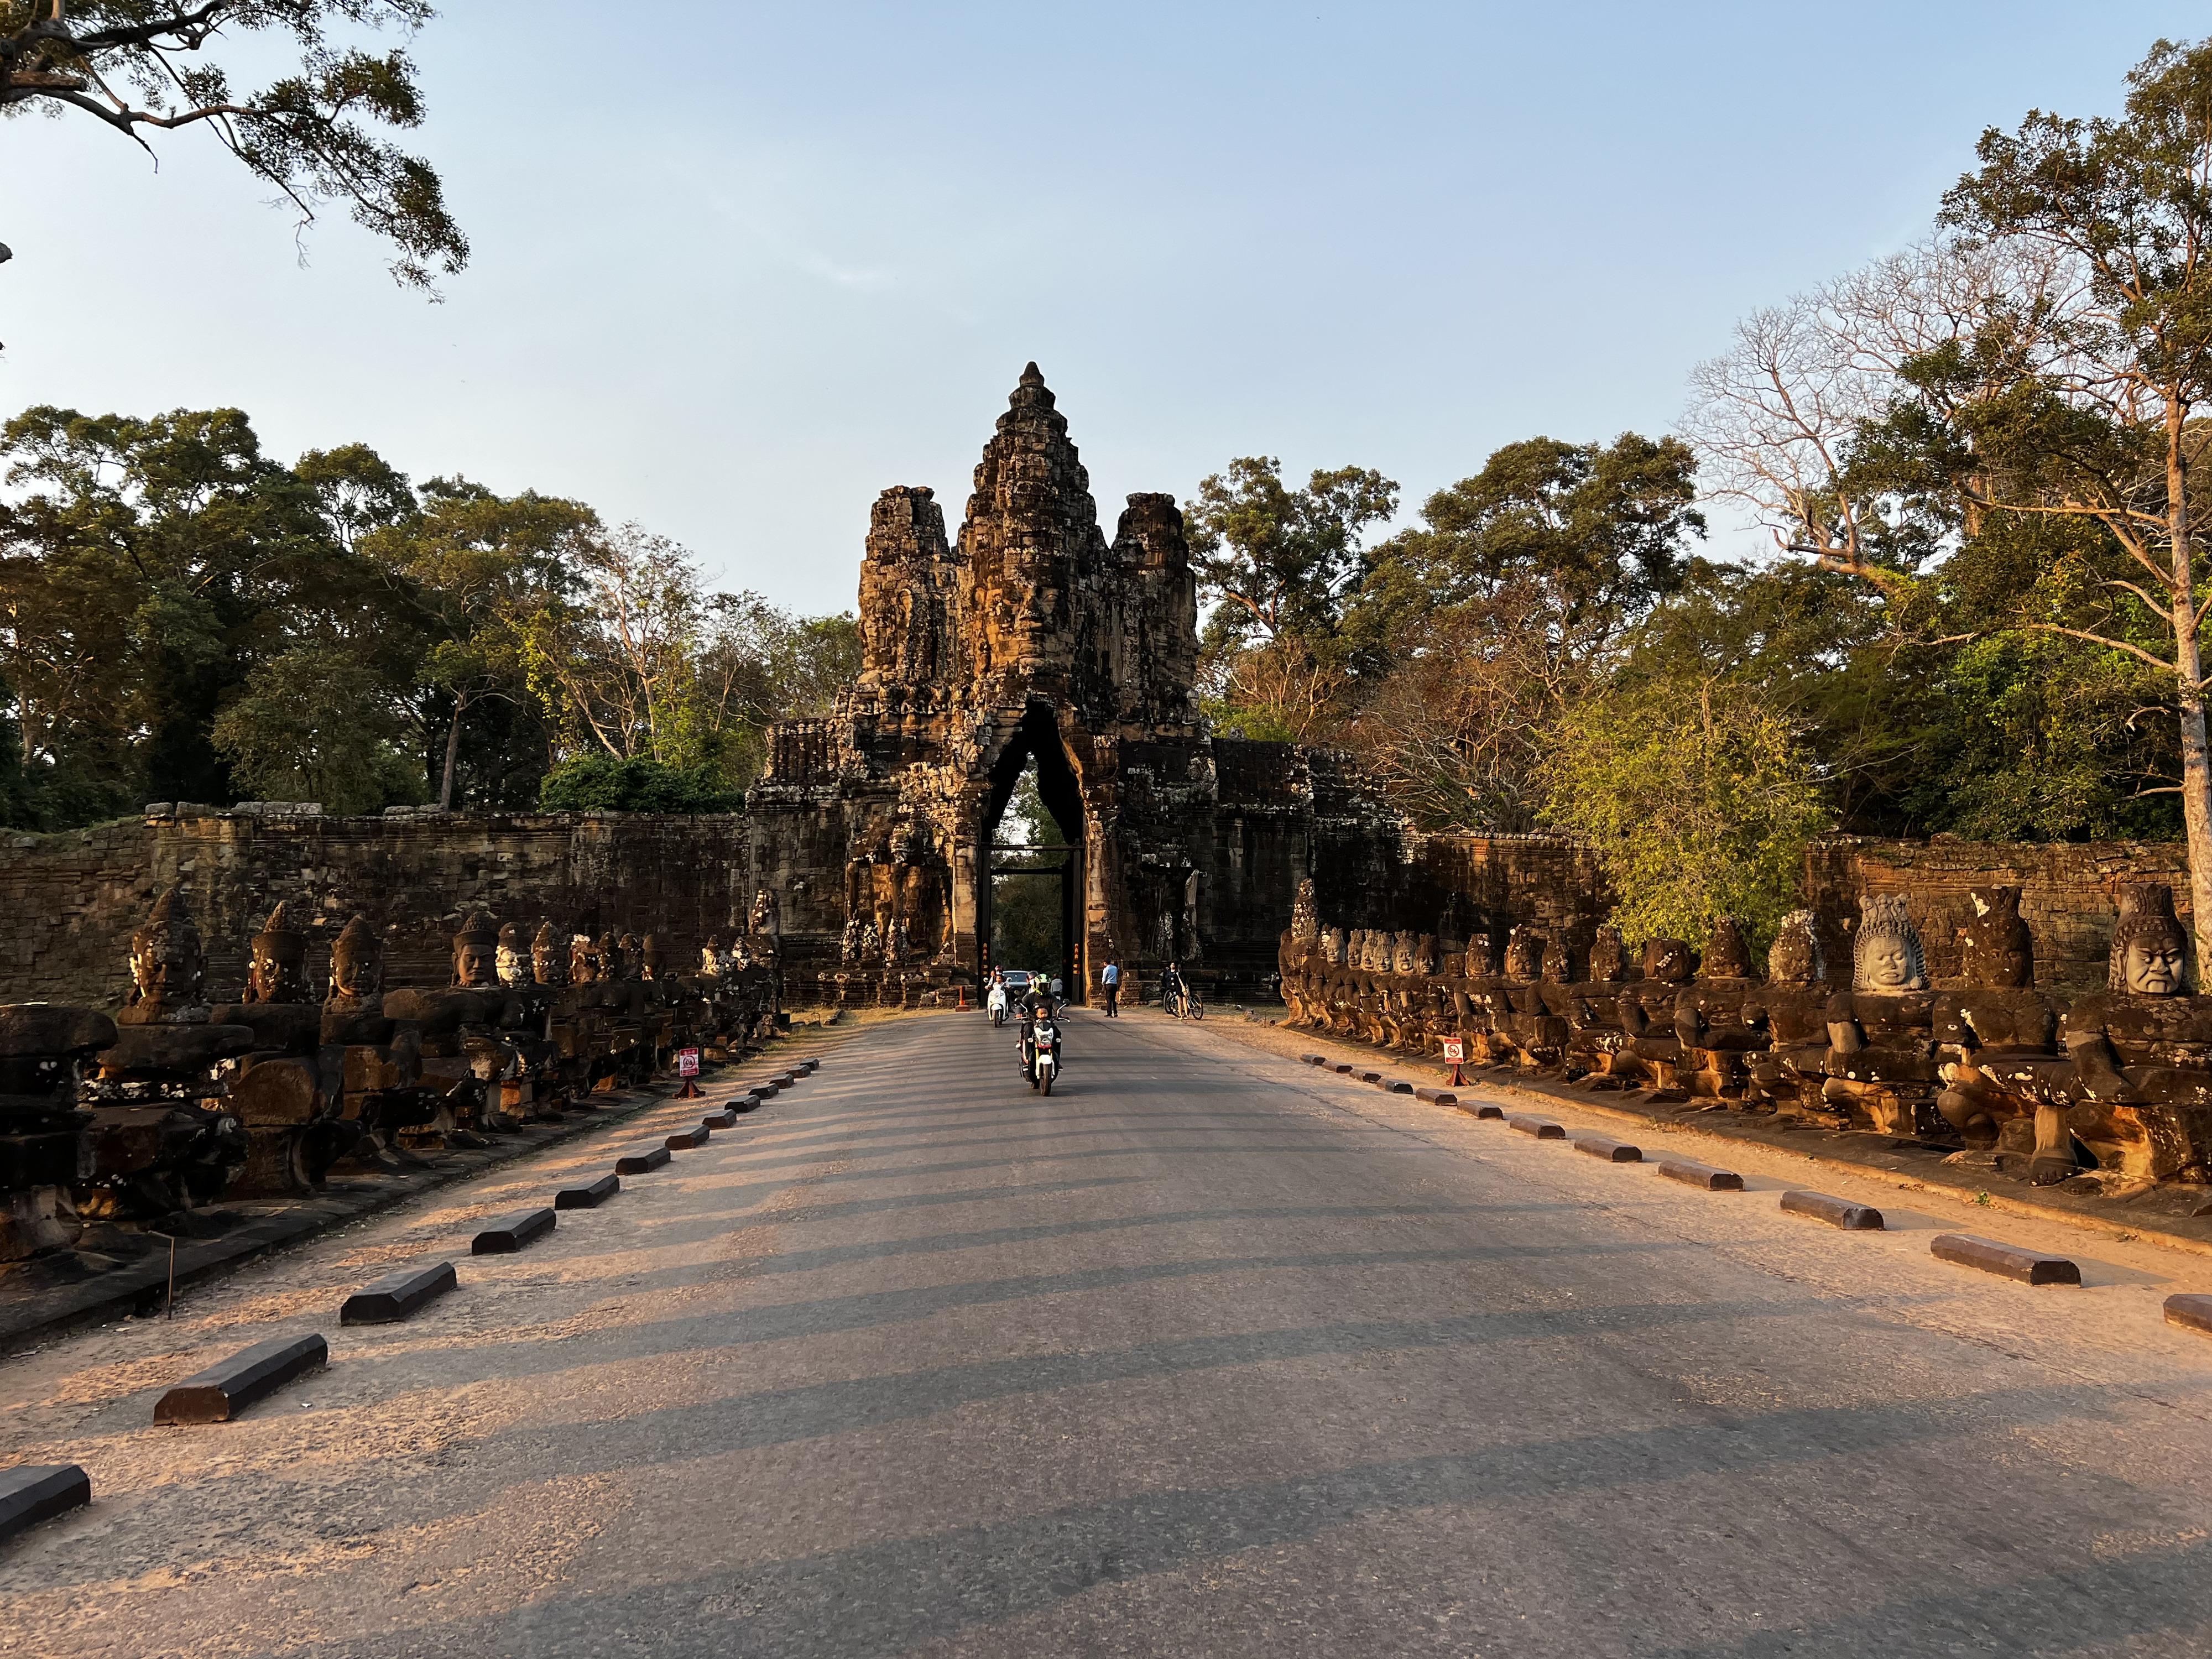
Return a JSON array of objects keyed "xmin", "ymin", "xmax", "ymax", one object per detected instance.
[
  {"xmin": 1804, "ymin": 836, "xmax": 2193, "ymax": 994},
  {"xmin": 0, "ymin": 808, "xmax": 757, "ymax": 1009}
]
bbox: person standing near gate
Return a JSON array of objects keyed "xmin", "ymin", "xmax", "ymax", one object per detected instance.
[{"xmin": 1102, "ymin": 958, "xmax": 1120, "ymax": 1018}]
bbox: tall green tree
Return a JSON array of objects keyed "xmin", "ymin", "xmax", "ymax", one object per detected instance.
[
  {"xmin": 1, "ymin": 1, "xmax": 465, "ymax": 290},
  {"xmin": 1341, "ymin": 433, "xmax": 1703, "ymax": 830}
]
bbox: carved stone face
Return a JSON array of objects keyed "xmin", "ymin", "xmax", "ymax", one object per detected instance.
[
  {"xmin": 1322, "ymin": 927, "xmax": 1345, "ymax": 967},
  {"xmin": 2122, "ymin": 930, "xmax": 2188, "ymax": 997},
  {"xmin": 1586, "ymin": 927, "xmax": 1627, "ymax": 984},
  {"xmin": 641, "ymin": 935, "xmax": 663, "ymax": 981},
  {"xmin": 129, "ymin": 896, "xmax": 205, "ymax": 1008},
  {"xmin": 1466, "ymin": 933, "xmax": 1499, "ymax": 977},
  {"xmin": 1412, "ymin": 934, "xmax": 1438, "ymax": 976},
  {"xmin": 701, "ymin": 934, "xmax": 725, "ymax": 979},
  {"xmin": 1861, "ymin": 935, "xmax": 1918, "ymax": 990},
  {"xmin": 616, "ymin": 933, "xmax": 643, "ymax": 982},
  {"xmin": 1540, "ymin": 937, "xmax": 1573, "ymax": 983},
  {"xmin": 1392, "ymin": 931, "xmax": 1418, "ymax": 974},
  {"xmin": 246, "ymin": 937, "xmax": 306, "ymax": 1004},
  {"xmin": 570, "ymin": 935, "xmax": 602, "ymax": 984},
  {"xmin": 452, "ymin": 914, "xmax": 498, "ymax": 989},
  {"xmin": 328, "ymin": 918, "xmax": 382, "ymax": 1003},
  {"xmin": 1504, "ymin": 928, "xmax": 1545, "ymax": 982}
]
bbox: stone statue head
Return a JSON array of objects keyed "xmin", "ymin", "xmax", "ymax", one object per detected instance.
[
  {"xmin": 1540, "ymin": 935, "xmax": 1575, "ymax": 984},
  {"xmin": 607, "ymin": 931, "xmax": 638, "ymax": 983},
  {"xmin": 1767, "ymin": 910, "xmax": 1824, "ymax": 987},
  {"xmin": 2110, "ymin": 882, "xmax": 2189, "ymax": 997},
  {"xmin": 1641, "ymin": 938, "xmax": 1694, "ymax": 984},
  {"xmin": 1412, "ymin": 933, "xmax": 1438, "ymax": 976},
  {"xmin": 570, "ymin": 932, "xmax": 604, "ymax": 984},
  {"xmin": 1504, "ymin": 926, "xmax": 1545, "ymax": 982},
  {"xmin": 1291, "ymin": 879, "xmax": 1319, "ymax": 943},
  {"xmin": 1702, "ymin": 917, "xmax": 1755, "ymax": 983},
  {"xmin": 1853, "ymin": 894, "xmax": 1927, "ymax": 992},
  {"xmin": 496, "ymin": 921, "xmax": 533, "ymax": 989},
  {"xmin": 128, "ymin": 888, "xmax": 206, "ymax": 1011},
  {"xmin": 1961, "ymin": 885, "xmax": 2034, "ymax": 989},
  {"xmin": 451, "ymin": 912, "xmax": 498, "ymax": 988},
  {"xmin": 244, "ymin": 901, "xmax": 309, "ymax": 1004},
  {"xmin": 1321, "ymin": 925, "xmax": 1346, "ymax": 967},
  {"xmin": 1465, "ymin": 932, "xmax": 1500, "ymax": 977},
  {"xmin": 327, "ymin": 914, "xmax": 383, "ymax": 1004},
  {"xmin": 641, "ymin": 933, "xmax": 664, "ymax": 981},
  {"xmin": 1586, "ymin": 926, "xmax": 1628, "ymax": 984},
  {"xmin": 1392, "ymin": 931, "xmax": 1418, "ymax": 974},
  {"xmin": 532, "ymin": 922, "xmax": 570, "ymax": 987},
  {"xmin": 701, "ymin": 932, "xmax": 726, "ymax": 979},
  {"xmin": 750, "ymin": 888, "xmax": 779, "ymax": 938}
]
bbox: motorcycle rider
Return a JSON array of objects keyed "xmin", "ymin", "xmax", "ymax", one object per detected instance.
[
  {"xmin": 987, "ymin": 968, "xmax": 1008, "ymax": 1026},
  {"xmin": 1018, "ymin": 978, "xmax": 1062, "ymax": 1079}
]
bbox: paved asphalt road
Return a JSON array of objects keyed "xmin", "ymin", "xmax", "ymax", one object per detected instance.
[{"xmin": 6, "ymin": 1008, "xmax": 2212, "ymax": 1657}]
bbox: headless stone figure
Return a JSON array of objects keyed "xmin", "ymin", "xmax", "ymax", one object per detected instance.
[
  {"xmin": 1822, "ymin": 895, "xmax": 1939, "ymax": 1136},
  {"xmin": 2055, "ymin": 883, "xmax": 2212, "ymax": 1185},
  {"xmin": 1616, "ymin": 937, "xmax": 1696, "ymax": 1095},
  {"xmin": 1673, "ymin": 917, "xmax": 1765, "ymax": 1103},
  {"xmin": 1561, "ymin": 925, "xmax": 1634, "ymax": 1084},
  {"xmin": 1741, "ymin": 911, "xmax": 1831, "ymax": 1114}
]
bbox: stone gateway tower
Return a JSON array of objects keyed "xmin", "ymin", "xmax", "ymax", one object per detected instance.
[{"xmin": 749, "ymin": 364, "xmax": 1409, "ymax": 1004}]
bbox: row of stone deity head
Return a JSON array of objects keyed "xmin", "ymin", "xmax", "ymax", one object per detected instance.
[
  {"xmin": 1294, "ymin": 880, "xmax": 2195, "ymax": 999},
  {"xmin": 125, "ymin": 889, "xmax": 774, "ymax": 1010}
]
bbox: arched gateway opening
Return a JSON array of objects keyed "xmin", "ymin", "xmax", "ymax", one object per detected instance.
[{"xmin": 977, "ymin": 703, "xmax": 1086, "ymax": 999}]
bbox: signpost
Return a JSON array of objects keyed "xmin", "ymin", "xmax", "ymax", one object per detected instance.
[
  {"xmin": 1441, "ymin": 1035, "xmax": 1467, "ymax": 1089},
  {"xmin": 676, "ymin": 1047, "xmax": 702, "ymax": 1098}
]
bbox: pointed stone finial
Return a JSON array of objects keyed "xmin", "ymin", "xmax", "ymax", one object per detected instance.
[
  {"xmin": 1020, "ymin": 361, "xmax": 1044, "ymax": 385},
  {"xmin": 263, "ymin": 901, "xmax": 290, "ymax": 933}
]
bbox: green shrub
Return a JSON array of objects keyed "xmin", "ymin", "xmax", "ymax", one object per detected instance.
[{"xmin": 538, "ymin": 755, "xmax": 743, "ymax": 813}]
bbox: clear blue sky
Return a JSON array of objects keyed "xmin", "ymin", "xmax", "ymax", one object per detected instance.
[{"xmin": 3, "ymin": 2, "xmax": 2203, "ymax": 614}]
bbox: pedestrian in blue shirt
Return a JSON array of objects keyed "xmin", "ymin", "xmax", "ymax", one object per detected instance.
[{"xmin": 1101, "ymin": 958, "xmax": 1120, "ymax": 1018}]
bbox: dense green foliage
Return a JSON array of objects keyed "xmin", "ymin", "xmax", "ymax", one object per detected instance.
[
  {"xmin": 0, "ymin": 403, "xmax": 857, "ymax": 826},
  {"xmin": 2, "ymin": 2, "xmax": 465, "ymax": 290},
  {"xmin": 1186, "ymin": 33, "xmax": 2212, "ymax": 948}
]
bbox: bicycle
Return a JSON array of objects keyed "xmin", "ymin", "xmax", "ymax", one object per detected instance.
[{"xmin": 1167, "ymin": 984, "xmax": 1204, "ymax": 1021}]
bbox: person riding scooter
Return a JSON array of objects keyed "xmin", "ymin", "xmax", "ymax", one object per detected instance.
[
  {"xmin": 1018, "ymin": 981, "xmax": 1063, "ymax": 1081},
  {"xmin": 987, "ymin": 971, "xmax": 1008, "ymax": 1026}
]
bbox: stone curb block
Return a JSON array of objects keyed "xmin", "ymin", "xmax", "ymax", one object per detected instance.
[
  {"xmin": 340, "ymin": 1261, "xmax": 457, "ymax": 1325},
  {"xmin": 0, "ymin": 1464, "xmax": 91, "ymax": 1543},
  {"xmin": 615, "ymin": 1145, "xmax": 671, "ymax": 1175},
  {"xmin": 471, "ymin": 1208, "xmax": 556, "ymax": 1254},
  {"xmin": 701, "ymin": 1107, "xmax": 738, "ymax": 1129},
  {"xmin": 771, "ymin": 1071, "xmax": 797, "ymax": 1086},
  {"xmin": 1330, "ymin": 1062, "xmax": 1354, "ymax": 1074},
  {"xmin": 1657, "ymin": 1159, "xmax": 1744, "ymax": 1191},
  {"xmin": 1355, "ymin": 1069, "xmax": 1384, "ymax": 1083},
  {"xmin": 1462, "ymin": 1103, "xmax": 1505, "ymax": 1120},
  {"xmin": 797, "ymin": 1058, "xmax": 819, "ymax": 1074},
  {"xmin": 1574, "ymin": 1135, "xmax": 1642, "ymax": 1163},
  {"xmin": 1412, "ymin": 1086, "xmax": 1460, "ymax": 1104},
  {"xmin": 1507, "ymin": 1115, "xmax": 1565, "ymax": 1139},
  {"xmin": 2164, "ymin": 1293, "xmax": 2212, "ymax": 1335},
  {"xmin": 1931, "ymin": 1232, "xmax": 2080, "ymax": 1285},
  {"xmin": 731, "ymin": 1092, "xmax": 764, "ymax": 1113},
  {"xmin": 1781, "ymin": 1191, "xmax": 1885, "ymax": 1230},
  {"xmin": 154, "ymin": 1334, "xmax": 327, "ymax": 1423},
  {"xmin": 1300, "ymin": 1054, "xmax": 1326, "ymax": 1066},
  {"xmin": 556, "ymin": 1174, "xmax": 620, "ymax": 1209},
  {"xmin": 1374, "ymin": 1078, "xmax": 1413, "ymax": 1093},
  {"xmin": 665, "ymin": 1125, "xmax": 710, "ymax": 1150}
]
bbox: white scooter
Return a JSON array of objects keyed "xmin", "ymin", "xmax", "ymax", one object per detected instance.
[{"xmin": 987, "ymin": 982, "xmax": 1008, "ymax": 1026}]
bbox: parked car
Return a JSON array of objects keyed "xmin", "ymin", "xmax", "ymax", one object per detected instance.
[{"xmin": 999, "ymin": 970, "xmax": 1034, "ymax": 996}]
